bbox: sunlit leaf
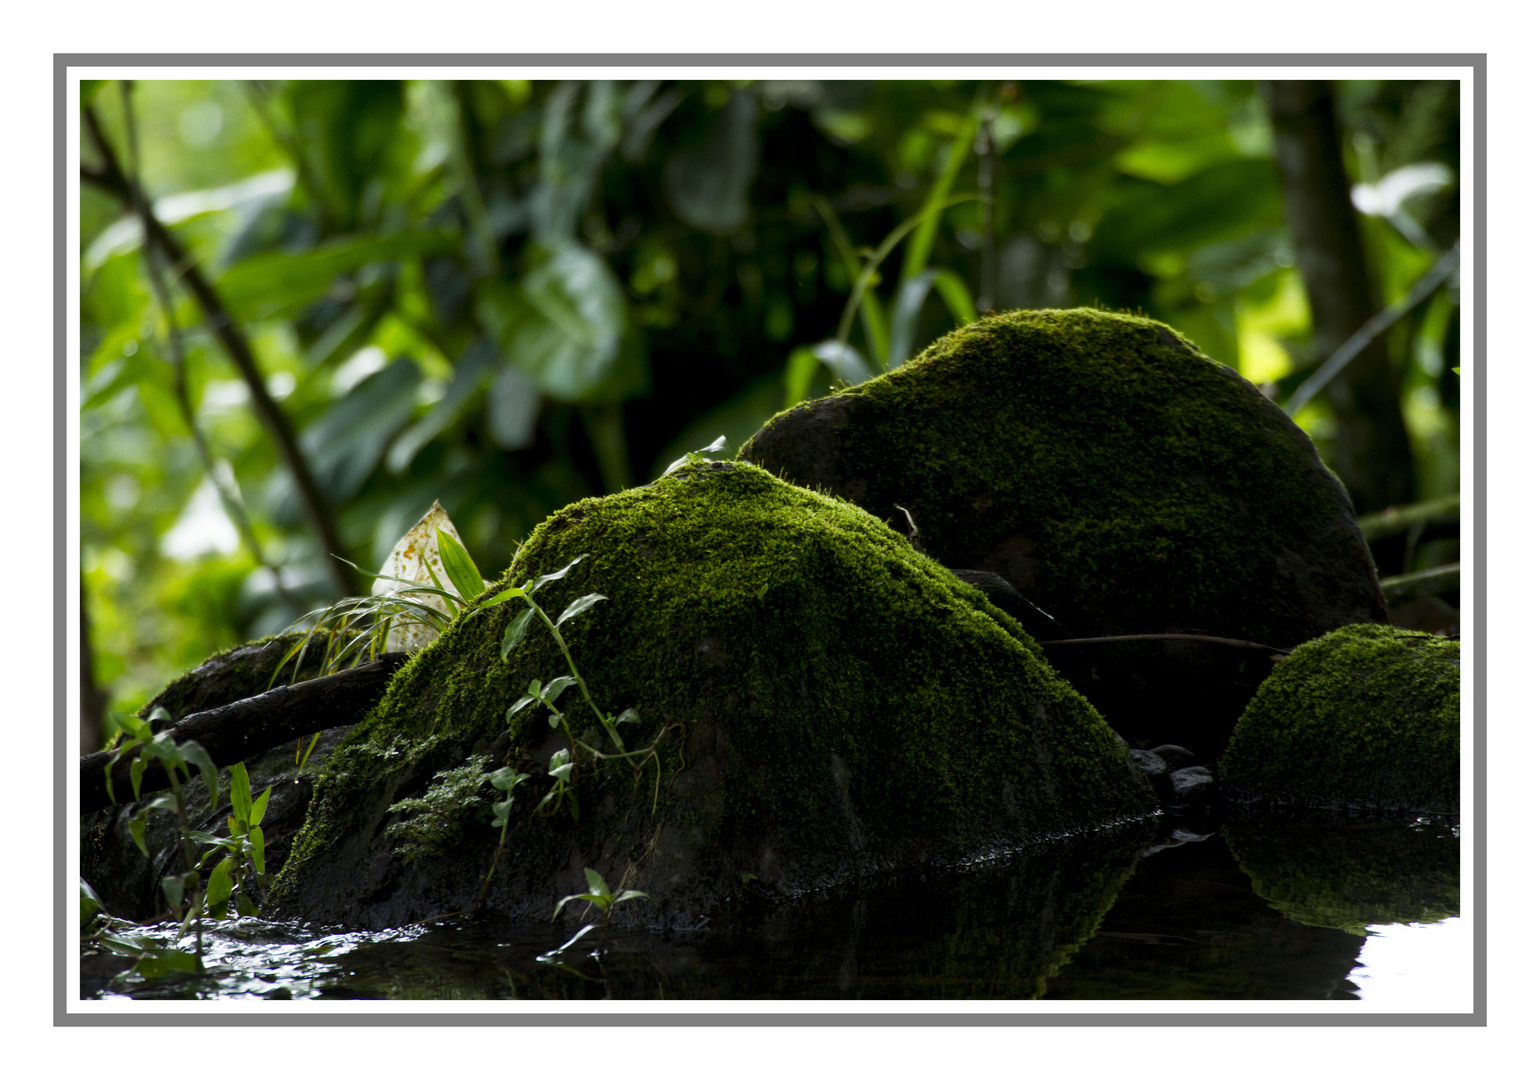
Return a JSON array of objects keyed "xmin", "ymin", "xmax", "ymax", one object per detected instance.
[{"xmin": 436, "ymin": 527, "xmax": 486, "ymax": 605}]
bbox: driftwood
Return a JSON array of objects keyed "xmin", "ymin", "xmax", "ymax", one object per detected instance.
[{"xmin": 80, "ymin": 653, "xmax": 408, "ymax": 816}]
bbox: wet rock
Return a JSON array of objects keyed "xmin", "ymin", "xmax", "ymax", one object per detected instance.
[
  {"xmin": 741, "ymin": 308, "xmax": 1385, "ymax": 757},
  {"xmin": 269, "ymin": 461, "xmax": 1158, "ymax": 930},
  {"xmin": 1220, "ymin": 624, "xmax": 1458, "ymax": 814},
  {"xmin": 1150, "ymin": 744, "xmax": 1199, "ymax": 772},
  {"xmin": 1169, "ymin": 766, "xmax": 1216, "ymax": 806}
]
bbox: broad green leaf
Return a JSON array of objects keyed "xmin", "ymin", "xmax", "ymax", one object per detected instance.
[
  {"xmin": 476, "ymin": 241, "xmax": 627, "ymax": 401},
  {"xmin": 436, "ymin": 527, "xmax": 486, "ymax": 604},
  {"xmin": 613, "ymin": 889, "xmax": 649, "ymax": 905},
  {"xmin": 249, "ymin": 826, "xmax": 266, "ymax": 876},
  {"xmin": 205, "ymin": 856, "xmax": 235, "ymax": 915},
  {"xmin": 112, "ymin": 712, "xmax": 151, "ymax": 743},
  {"xmin": 549, "ymin": 761, "xmax": 574, "ymax": 782},
  {"xmin": 556, "ymin": 592, "xmax": 606, "ymax": 626},
  {"xmin": 501, "ymin": 607, "xmax": 537, "ymax": 659},
  {"xmin": 128, "ymin": 814, "xmax": 148, "ymax": 859},
  {"xmin": 614, "ymin": 707, "xmax": 641, "ymax": 726},
  {"xmin": 506, "ymin": 694, "xmax": 538, "ymax": 719},
  {"xmin": 129, "ymin": 757, "xmax": 149, "ymax": 802},
  {"xmin": 663, "ymin": 90, "xmax": 759, "ymax": 231},
  {"xmin": 216, "ymin": 231, "xmax": 458, "ymax": 322}
]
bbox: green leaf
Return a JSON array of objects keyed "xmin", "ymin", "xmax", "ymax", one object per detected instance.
[
  {"xmin": 435, "ymin": 527, "xmax": 485, "ymax": 602},
  {"xmin": 582, "ymin": 868, "xmax": 610, "ymax": 899},
  {"xmin": 128, "ymin": 814, "xmax": 149, "ymax": 859},
  {"xmin": 112, "ymin": 711, "xmax": 151, "ymax": 743},
  {"xmin": 549, "ymin": 761, "xmax": 575, "ymax": 782},
  {"xmin": 228, "ymin": 761, "xmax": 253, "ymax": 824},
  {"xmin": 501, "ymin": 607, "xmax": 537, "ymax": 660},
  {"xmin": 552, "ymin": 892, "xmax": 604, "ymax": 920},
  {"xmin": 613, "ymin": 889, "xmax": 649, "ymax": 905},
  {"xmin": 556, "ymin": 592, "xmax": 607, "ymax": 627},
  {"xmin": 79, "ymin": 878, "xmax": 103, "ymax": 925},
  {"xmin": 663, "ymin": 90, "xmax": 760, "ymax": 231},
  {"xmin": 614, "ymin": 707, "xmax": 641, "ymax": 726},
  {"xmin": 475, "ymin": 240, "xmax": 628, "ymax": 401},
  {"xmin": 249, "ymin": 825, "xmax": 266, "ymax": 876},
  {"xmin": 160, "ymin": 873, "xmax": 185, "ymax": 913},
  {"xmin": 478, "ymin": 586, "xmax": 525, "ymax": 610},
  {"xmin": 489, "ymin": 767, "xmax": 530, "ymax": 792},
  {"xmin": 205, "ymin": 856, "xmax": 235, "ymax": 915},
  {"xmin": 177, "ymin": 740, "xmax": 219, "ymax": 814},
  {"xmin": 529, "ymin": 553, "xmax": 588, "ymax": 594},
  {"xmin": 541, "ymin": 675, "xmax": 577, "ymax": 704},
  {"xmin": 135, "ymin": 947, "xmax": 202, "ymax": 979},
  {"xmin": 506, "ymin": 693, "xmax": 538, "ymax": 720},
  {"xmin": 129, "ymin": 757, "xmax": 149, "ymax": 802},
  {"xmin": 216, "ymin": 231, "xmax": 458, "ymax": 322},
  {"xmin": 250, "ymin": 785, "xmax": 272, "ymax": 827}
]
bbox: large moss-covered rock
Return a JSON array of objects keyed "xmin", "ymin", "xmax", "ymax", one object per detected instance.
[
  {"xmin": 1220, "ymin": 624, "xmax": 1460, "ymax": 813},
  {"xmin": 740, "ymin": 308, "xmax": 1386, "ymax": 755},
  {"xmin": 270, "ymin": 461, "xmax": 1157, "ymax": 929}
]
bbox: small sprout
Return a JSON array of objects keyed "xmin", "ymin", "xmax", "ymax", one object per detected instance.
[{"xmin": 663, "ymin": 435, "xmax": 729, "ymax": 476}]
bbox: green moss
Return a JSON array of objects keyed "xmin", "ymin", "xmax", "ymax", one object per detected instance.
[
  {"xmin": 273, "ymin": 461, "xmax": 1156, "ymax": 923},
  {"xmin": 742, "ymin": 307, "xmax": 1380, "ymax": 646},
  {"xmin": 1220, "ymin": 624, "xmax": 1460, "ymax": 813},
  {"xmin": 1226, "ymin": 816, "xmax": 1459, "ymax": 935}
]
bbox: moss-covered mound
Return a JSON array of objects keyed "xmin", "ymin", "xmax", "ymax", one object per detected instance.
[
  {"xmin": 270, "ymin": 461, "xmax": 1157, "ymax": 928},
  {"xmin": 740, "ymin": 308, "xmax": 1385, "ymax": 755},
  {"xmin": 1220, "ymin": 625, "xmax": 1460, "ymax": 813},
  {"xmin": 1226, "ymin": 816, "xmax": 1459, "ymax": 935}
]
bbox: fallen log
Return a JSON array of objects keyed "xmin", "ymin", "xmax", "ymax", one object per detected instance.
[{"xmin": 80, "ymin": 653, "xmax": 408, "ymax": 816}]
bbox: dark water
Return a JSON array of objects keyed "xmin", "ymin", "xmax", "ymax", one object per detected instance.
[{"xmin": 81, "ymin": 811, "xmax": 1460, "ymax": 1002}]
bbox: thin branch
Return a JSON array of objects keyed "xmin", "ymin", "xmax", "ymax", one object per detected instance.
[
  {"xmin": 117, "ymin": 83, "xmax": 301, "ymax": 611},
  {"xmin": 81, "ymin": 102, "xmax": 358, "ymax": 597},
  {"xmin": 1284, "ymin": 241, "xmax": 1461, "ymax": 417}
]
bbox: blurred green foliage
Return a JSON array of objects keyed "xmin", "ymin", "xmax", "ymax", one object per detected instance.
[{"xmin": 78, "ymin": 78, "xmax": 1460, "ymax": 740}]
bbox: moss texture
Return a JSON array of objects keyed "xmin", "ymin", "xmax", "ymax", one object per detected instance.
[
  {"xmin": 1220, "ymin": 624, "xmax": 1460, "ymax": 813},
  {"xmin": 1226, "ymin": 816, "xmax": 1459, "ymax": 935},
  {"xmin": 740, "ymin": 308, "xmax": 1385, "ymax": 754},
  {"xmin": 271, "ymin": 461, "xmax": 1156, "ymax": 928}
]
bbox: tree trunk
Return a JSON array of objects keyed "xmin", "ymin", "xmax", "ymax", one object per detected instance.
[{"xmin": 1265, "ymin": 80, "xmax": 1416, "ymax": 537}]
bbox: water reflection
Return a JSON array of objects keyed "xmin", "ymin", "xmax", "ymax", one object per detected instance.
[{"xmin": 85, "ymin": 814, "xmax": 1461, "ymax": 1002}]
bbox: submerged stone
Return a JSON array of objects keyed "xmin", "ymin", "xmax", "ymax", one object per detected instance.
[
  {"xmin": 1219, "ymin": 624, "xmax": 1459, "ymax": 813},
  {"xmin": 269, "ymin": 461, "xmax": 1157, "ymax": 929},
  {"xmin": 739, "ymin": 308, "xmax": 1386, "ymax": 756}
]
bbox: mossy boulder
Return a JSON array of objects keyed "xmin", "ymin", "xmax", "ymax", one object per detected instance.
[
  {"xmin": 269, "ymin": 461, "xmax": 1157, "ymax": 929},
  {"xmin": 1225, "ymin": 816, "xmax": 1459, "ymax": 935},
  {"xmin": 1220, "ymin": 624, "xmax": 1459, "ymax": 813},
  {"xmin": 740, "ymin": 308, "xmax": 1386, "ymax": 755}
]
